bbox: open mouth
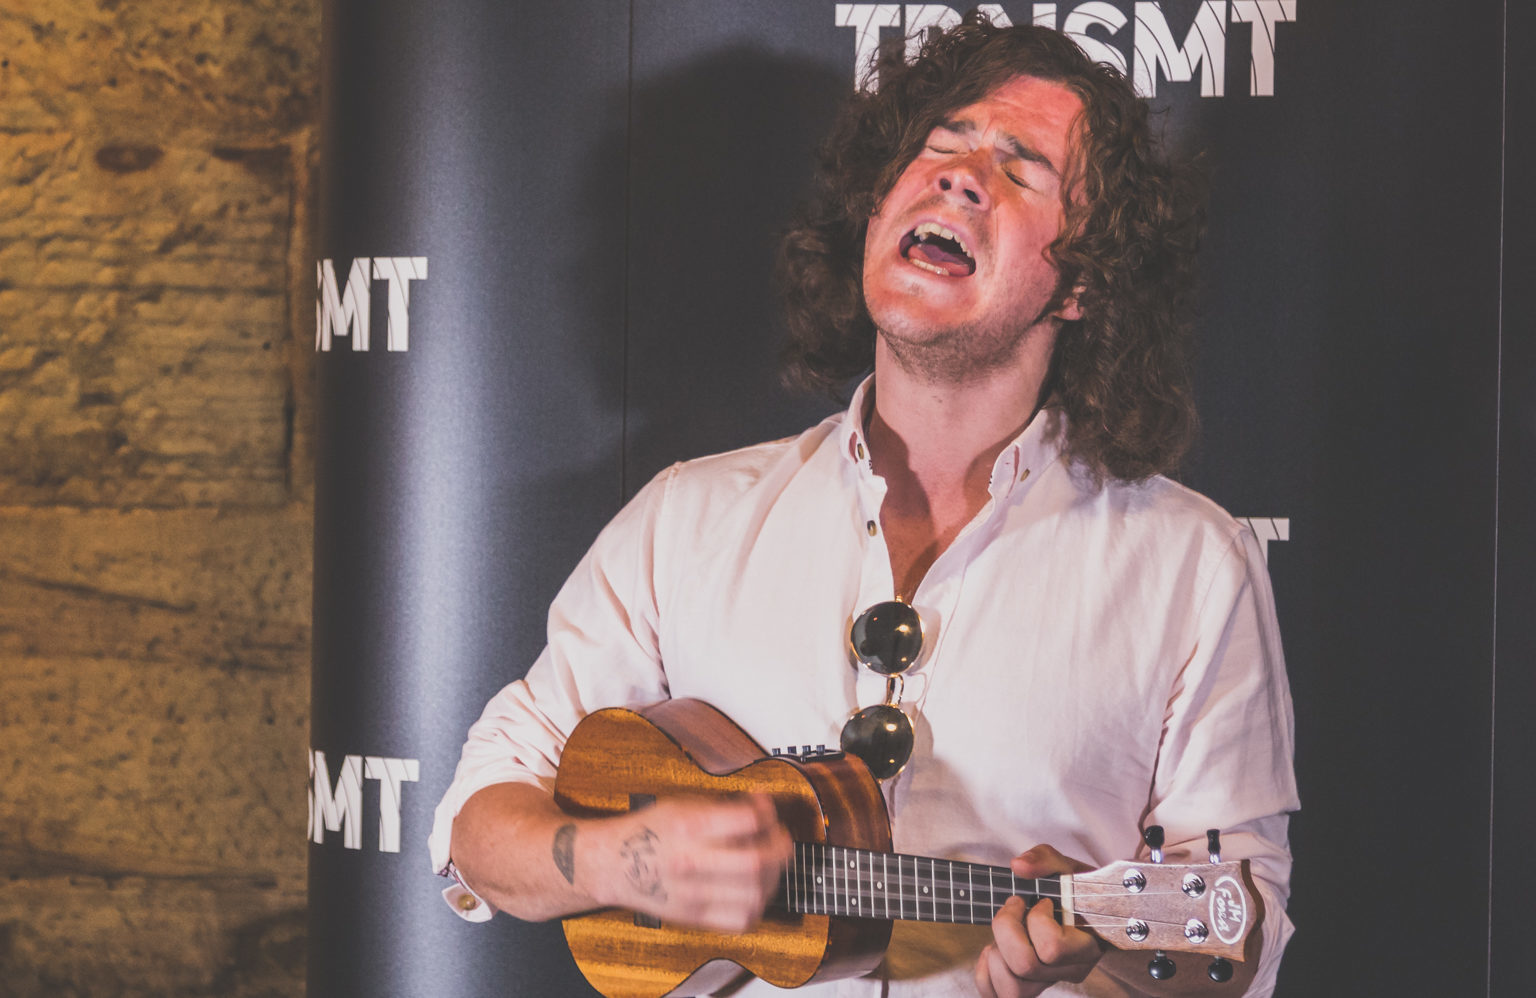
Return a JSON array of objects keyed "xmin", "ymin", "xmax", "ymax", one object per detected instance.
[{"xmin": 899, "ymin": 221, "xmax": 976, "ymax": 277}]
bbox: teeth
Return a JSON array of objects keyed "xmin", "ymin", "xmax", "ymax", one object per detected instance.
[
  {"xmin": 913, "ymin": 221, "xmax": 970, "ymax": 256},
  {"xmin": 909, "ymin": 258, "xmax": 949, "ymax": 276}
]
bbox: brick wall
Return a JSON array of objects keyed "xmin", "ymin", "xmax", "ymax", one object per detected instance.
[{"xmin": 0, "ymin": 3, "xmax": 318, "ymax": 994}]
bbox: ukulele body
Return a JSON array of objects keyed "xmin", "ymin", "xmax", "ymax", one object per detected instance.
[{"xmin": 554, "ymin": 699, "xmax": 893, "ymax": 998}]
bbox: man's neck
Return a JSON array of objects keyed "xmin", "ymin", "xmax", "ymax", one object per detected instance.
[
  {"xmin": 867, "ymin": 334, "xmax": 1052, "ymax": 501},
  {"xmin": 865, "ymin": 334, "xmax": 1054, "ymax": 599}
]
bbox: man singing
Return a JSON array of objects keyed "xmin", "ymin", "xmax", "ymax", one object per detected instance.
[{"xmin": 430, "ymin": 18, "xmax": 1297, "ymax": 997}]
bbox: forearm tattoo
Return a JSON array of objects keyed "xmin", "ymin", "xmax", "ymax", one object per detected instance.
[
  {"xmin": 621, "ymin": 827, "xmax": 666, "ymax": 899},
  {"xmin": 552, "ymin": 823, "xmax": 577, "ymax": 884}
]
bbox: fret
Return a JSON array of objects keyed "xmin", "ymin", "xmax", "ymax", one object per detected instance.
[
  {"xmin": 795, "ymin": 843, "xmax": 803, "ymax": 913},
  {"xmin": 829, "ymin": 841, "xmax": 841, "ymax": 915},
  {"xmin": 803, "ymin": 842, "xmax": 811, "ymax": 913},
  {"xmin": 810, "ymin": 844, "xmax": 818, "ymax": 915},
  {"xmin": 900, "ymin": 854, "xmax": 910, "ymax": 921},
  {"xmin": 805, "ymin": 842, "xmax": 813, "ymax": 912},
  {"xmin": 835, "ymin": 845, "xmax": 844, "ymax": 917},
  {"xmin": 919, "ymin": 855, "xmax": 927, "ymax": 921},
  {"xmin": 817, "ymin": 844, "xmax": 826, "ymax": 915},
  {"xmin": 787, "ymin": 844, "xmax": 796, "ymax": 915},
  {"xmin": 868, "ymin": 849, "xmax": 876, "ymax": 916},
  {"xmin": 848, "ymin": 848, "xmax": 859, "ymax": 916},
  {"xmin": 854, "ymin": 848, "xmax": 864, "ymax": 916},
  {"xmin": 846, "ymin": 847, "xmax": 855, "ymax": 915},
  {"xmin": 900, "ymin": 854, "xmax": 909, "ymax": 921},
  {"xmin": 804, "ymin": 841, "xmax": 817, "ymax": 908},
  {"xmin": 884, "ymin": 847, "xmax": 897, "ymax": 915},
  {"xmin": 826, "ymin": 845, "xmax": 833, "ymax": 917},
  {"xmin": 803, "ymin": 842, "xmax": 811, "ymax": 914},
  {"xmin": 849, "ymin": 847, "xmax": 858, "ymax": 916},
  {"xmin": 831, "ymin": 846, "xmax": 840, "ymax": 917},
  {"xmin": 848, "ymin": 847, "xmax": 857, "ymax": 916},
  {"xmin": 947, "ymin": 859, "xmax": 955, "ymax": 922},
  {"xmin": 861, "ymin": 849, "xmax": 872, "ymax": 915},
  {"xmin": 836, "ymin": 845, "xmax": 845, "ymax": 917}
]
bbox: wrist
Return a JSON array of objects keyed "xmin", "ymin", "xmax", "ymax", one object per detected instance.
[{"xmin": 568, "ymin": 813, "xmax": 625, "ymax": 909}]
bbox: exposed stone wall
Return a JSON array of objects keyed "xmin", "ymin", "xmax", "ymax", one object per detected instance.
[{"xmin": 0, "ymin": 2, "xmax": 318, "ymax": 994}]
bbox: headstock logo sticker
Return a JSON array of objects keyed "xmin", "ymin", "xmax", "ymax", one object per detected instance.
[{"xmin": 1211, "ymin": 874, "xmax": 1247, "ymax": 944}]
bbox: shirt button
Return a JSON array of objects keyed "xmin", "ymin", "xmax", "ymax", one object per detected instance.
[
  {"xmin": 866, "ymin": 520, "xmax": 878, "ymax": 536},
  {"xmin": 856, "ymin": 442, "xmax": 865, "ymax": 460},
  {"xmin": 456, "ymin": 893, "xmax": 480, "ymax": 912},
  {"xmin": 1020, "ymin": 467, "xmax": 1031, "ymax": 483}
]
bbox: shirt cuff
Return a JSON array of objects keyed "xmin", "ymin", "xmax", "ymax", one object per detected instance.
[{"xmin": 438, "ymin": 860, "xmax": 495, "ymax": 923}]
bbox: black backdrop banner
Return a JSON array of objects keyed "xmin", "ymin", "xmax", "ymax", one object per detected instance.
[{"xmin": 311, "ymin": 2, "xmax": 1526, "ymax": 995}]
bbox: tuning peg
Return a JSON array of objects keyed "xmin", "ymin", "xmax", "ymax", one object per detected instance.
[
  {"xmin": 1207, "ymin": 957, "xmax": 1234, "ymax": 982},
  {"xmin": 1148, "ymin": 950, "xmax": 1176, "ymax": 980},
  {"xmin": 1206, "ymin": 829, "xmax": 1222, "ymax": 863},
  {"xmin": 1143, "ymin": 825, "xmax": 1165, "ymax": 864}
]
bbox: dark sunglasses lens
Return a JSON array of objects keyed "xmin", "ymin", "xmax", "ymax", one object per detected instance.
[
  {"xmin": 840, "ymin": 704, "xmax": 915, "ymax": 780},
  {"xmin": 850, "ymin": 600, "xmax": 923, "ymax": 676}
]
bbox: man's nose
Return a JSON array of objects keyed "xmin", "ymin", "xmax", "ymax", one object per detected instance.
[{"xmin": 935, "ymin": 158, "xmax": 989, "ymax": 210}]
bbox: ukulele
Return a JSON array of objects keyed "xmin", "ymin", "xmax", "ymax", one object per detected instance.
[{"xmin": 554, "ymin": 699, "xmax": 1261, "ymax": 998}]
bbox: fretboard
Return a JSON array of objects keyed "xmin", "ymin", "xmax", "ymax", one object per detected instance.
[{"xmin": 781, "ymin": 842, "xmax": 1061, "ymax": 925}]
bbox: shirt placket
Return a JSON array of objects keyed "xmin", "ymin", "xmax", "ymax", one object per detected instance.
[{"xmin": 898, "ymin": 444, "xmax": 1032, "ymax": 720}]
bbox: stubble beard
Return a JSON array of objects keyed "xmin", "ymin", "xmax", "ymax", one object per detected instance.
[{"xmin": 873, "ymin": 300, "xmax": 1057, "ymax": 387}]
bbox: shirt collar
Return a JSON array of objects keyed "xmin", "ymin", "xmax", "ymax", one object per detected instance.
[
  {"xmin": 842, "ymin": 376, "xmax": 876, "ymax": 469},
  {"xmin": 839, "ymin": 375, "xmax": 1065, "ymax": 499}
]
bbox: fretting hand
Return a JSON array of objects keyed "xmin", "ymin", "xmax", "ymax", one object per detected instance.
[{"xmin": 974, "ymin": 844, "xmax": 1103, "ymax": 998}]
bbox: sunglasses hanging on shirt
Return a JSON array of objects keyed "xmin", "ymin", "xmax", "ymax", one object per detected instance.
[{"xmin": 840, "ymin": 600, "xmax": 923, "ymax": 780}]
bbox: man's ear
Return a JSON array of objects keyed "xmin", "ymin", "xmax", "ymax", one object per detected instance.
[{"xmin": 1053, "ymin": 283, "xmax": 1085, "ymax": 322}]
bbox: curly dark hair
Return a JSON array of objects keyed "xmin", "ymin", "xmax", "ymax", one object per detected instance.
[{"xmin": 779, "ymin": 16, "xmax": 1204, "ymax": 483}]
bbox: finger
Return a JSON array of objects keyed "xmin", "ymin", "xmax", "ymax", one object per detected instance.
[
  {"xmin": 979, "ymin": 942, "xmax": 1048, "ymax": 998},
  {"xmin": 741, "ymin": 796, "xmax": 795, "ymax": 865},
  {"xmin": 1009, "ymin": 843, "xmax": 1092, "ymax": 878},
  {"xmin": 1026, "ymin": 898, "xmax": 1099, "ymax": 978},
  {"xmin": 990, "ymin": 895, "xmax": 1097, "ymax": 987},
  {"xmin": 661, "ymin": 837, "xmax": 788, "ymax": 896},
  {"xmin": 974, "ymin": 944, "xmax": 1000, "ymax": 998},
  {"xmin": 989, "ymin": 895, "xmax": 1041, "ymax": 978},
  {"xmin": 691, "ymin": 883, "xmax": 778, "ymax": 933},
  {"xmin": 675, "ymin": 797, "xmax": 781, "ymax": 841},
  {"xmin": 643, "ymin": 870, "xmax": 775, "ymax": 933},
  {"xmin": 747, "ymin": 792, "xmax": 783, "ymax": 828}
]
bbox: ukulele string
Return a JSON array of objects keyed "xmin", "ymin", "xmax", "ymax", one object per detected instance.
[{"xmin": 774, "ymin": 888, "xmax": 1231, "ymax": 934}]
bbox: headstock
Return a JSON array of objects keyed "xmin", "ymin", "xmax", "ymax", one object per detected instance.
[
  {"xmin": 1064, "ymin": 857, "xmax": 1258, "ymax": 960},
  {"xmin": 1064, "ymin": 827, "xmax": 1261, "ymax": 986}
]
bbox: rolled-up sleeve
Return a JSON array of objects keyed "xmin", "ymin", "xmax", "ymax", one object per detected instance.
[
  {"xmin": 1146, "ymin": 527, "xmax": 1300, "ymax": 996},
  {"xmin": 427, "ymin": 466, "xmax": 679, "ymax": 881}
]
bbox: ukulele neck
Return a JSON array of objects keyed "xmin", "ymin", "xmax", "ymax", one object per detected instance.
[{"xmin": 781, "ymin": 842, "xmax": 1062, "ymax": 925}]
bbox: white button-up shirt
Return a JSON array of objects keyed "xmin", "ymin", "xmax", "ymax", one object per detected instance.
[{"xmin": 431, "ymin": 380, "xmax": 1298, "ymax": 996}]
